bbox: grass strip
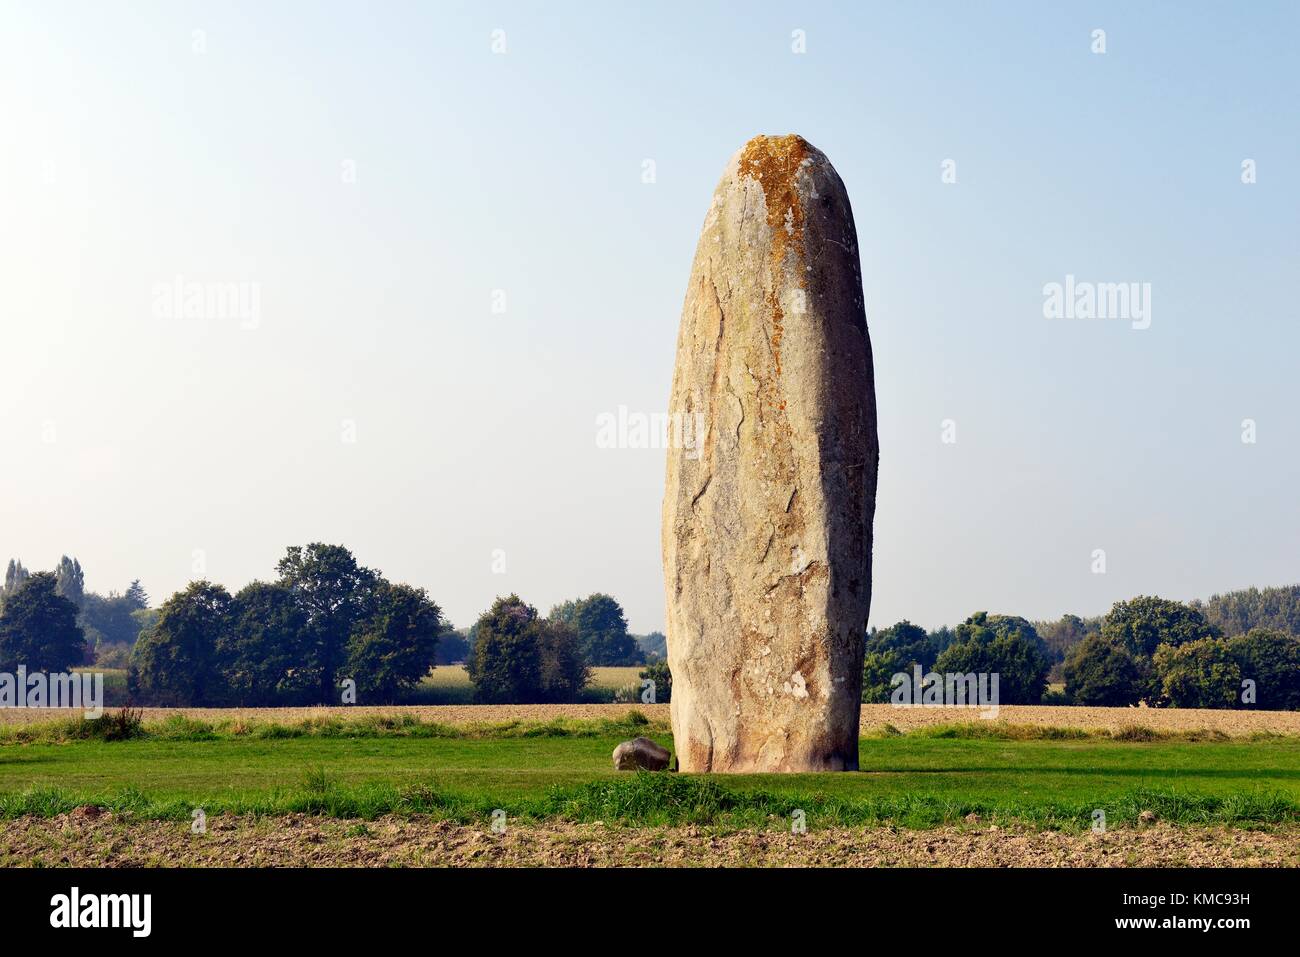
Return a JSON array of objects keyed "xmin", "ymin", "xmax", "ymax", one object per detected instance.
[
  {"xmin": 1, "ymin": 771, "xmax": 1295, "ymax": 832},
  {"xmin": 2, "ymin": 709, "xmax": 1290, "ymax": 746}
]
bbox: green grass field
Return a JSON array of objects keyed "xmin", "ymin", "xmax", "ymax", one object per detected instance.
[{"xmin": 2, "ymin": 714, "xmax": 1297, "ymax": 831}]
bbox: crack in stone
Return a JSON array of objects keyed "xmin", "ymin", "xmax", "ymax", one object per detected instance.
[
  {"xmin": 762, "ymin": 559, "xmax": 822, "ymax": 597},
  {"xmin": 690, "ymin": 474, "xmax": 712, "ymax": 513}
]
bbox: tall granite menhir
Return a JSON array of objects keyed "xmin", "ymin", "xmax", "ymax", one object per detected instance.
[{"xmin": 662, "ymin": 135, "xmax": 878, "ymax": 773}]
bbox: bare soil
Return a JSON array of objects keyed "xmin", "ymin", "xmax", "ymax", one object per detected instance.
[
  {"xmin": 3, "ymin": 703, "xmax": 1299, "ymax": 737},
  {"xmin": 1, "ymin": 813, "xmax": 1295, "ymax": 867}
]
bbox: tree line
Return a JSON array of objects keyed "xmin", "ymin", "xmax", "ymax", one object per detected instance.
[
  {"xmin": 0, "ymin": 545, "xmax": 656, "ymax": 706},
  {"xmin": 865, "ymin": 592, "xmax": 1300, "ymax": 710},
  {"xmin": 862, "ymin": 613, "xmax": 1051, "ymax": 705},
  {"xmin": 130, "ymin": 547, "xmax": 655, "ymax": 705},
  {"xmin": 4, "ymin": 549, "xmax": 1297, "ymax": 710},
  {"xmin": 134, "ymin": 544, "xmax": 443, "ymax": 705}
]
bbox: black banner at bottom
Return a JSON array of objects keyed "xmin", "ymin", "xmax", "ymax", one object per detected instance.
[{"xmin": 0, "ymin": 866, "xmax": 1290, "ymax": 943}]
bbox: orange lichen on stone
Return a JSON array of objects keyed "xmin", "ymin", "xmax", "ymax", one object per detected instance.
[
  {"xmin": 738, "ymin": 134, "xmax": 811, "ymax": 380},
  {"xmin": 738, "ymin": 134, "xmax": 811, "ymax": 249}
]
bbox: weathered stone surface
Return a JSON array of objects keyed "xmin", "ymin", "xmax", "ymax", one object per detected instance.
[
  {"xmin": 662, "ymin": 134, "xmax": 878, "ymax": 773},
  {"xmin": 612, "ymin": 736, "xmax": 672, "ymax": 771}
]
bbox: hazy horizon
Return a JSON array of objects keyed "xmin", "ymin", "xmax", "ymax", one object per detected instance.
[{"xmin": 3, "ymin": 1, "xmax": 1297, "ymax": 634}]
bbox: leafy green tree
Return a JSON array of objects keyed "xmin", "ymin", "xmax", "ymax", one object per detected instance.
[
  {"xmin": 344, "ymin": 582, "xmax": 443, "ymax": 702},
  {"xmin": 1225, "ymin": 628, "xmax": 1300, "ymax": 710},
  {"xmin": 932, "ymin": 612, "xmax": 1050, "ymax": 704},
  {"xmin": 1036, "ymin": 613, "xmax": 1101, "ymax": 667},
  {"xmin": 129, "ymin": 581, "xmax": 233, "ymax": 705},
  {"xmin": 276, "ymin": 543, "xmax": 381, "ymax": 704},
  {"xmin": 552, "ymin": 593, "xmax": 642, "ymax": 666},
  {"xmin": 929, "ymin": 625, "xmax": 958, "ymax": 656},
  {"xmin": 217, "ymin": 581, "xmax": 311, "ymax": 705},
  {"xmin": 434, "ymin": 627, "xmax": 470, "ymax": 665},
  {"xmin": 468, "ymin": 596, "xmax": 543, "ymax": 703},
  {"xmin": 469, "ymin": 595, "xmax": 590, "ymax": 703},
  {"xmin": 1153, "ymin": 638, "xmax": 1241, "ymax": 709},
  {"xmin": 80, "ymin": 591, "xmax": 149, "ymax": 650},
  {"xmin": 0, "ymin": 572, "xmax": 87, "ymax": 672},
  {"xmin": 536, "ymin": 619, "xmax": 590, "ymax": 703},
  {"xmin": 1062, "ymin": 635, "xmax": 1144, "ymax": 706},
  {"xmin": 548, "ymin": 599, "xmax": 579, "ymax": 628},
  {"xmin": 131, "ymin": 606, "xmax": 160, "ymax": 638},
  {"xmin": 953, "ymin": 613, "xmax": 1043, "ymax": 649},
  {"xmin": 861, "ymin": 620, "xmax": 939, "ymax": 703},
  {"xmin": 1101, "ymin": 596, "xmax": 1219, "ymax": 659},
  {"xmin": 54, "ymin": 555, "xmax": 85, "ymax": 608}
]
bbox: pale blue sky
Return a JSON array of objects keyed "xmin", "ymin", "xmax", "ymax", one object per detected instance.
[{"xmin": 2, "ymin": 1, "xmax": 1296, "ymax": 632}]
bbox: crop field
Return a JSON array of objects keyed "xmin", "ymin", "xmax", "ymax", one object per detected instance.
[
  {"xmin": 87, "ymin": 665, "xmax": 648, "ymax": 709},
  {"xmin": 1, "ymin": 706, "xmax": 1298, "ymax": 866},
  {"xmin": 11, "ymin": 699, "xmax": 1300, "ymax": 736}
]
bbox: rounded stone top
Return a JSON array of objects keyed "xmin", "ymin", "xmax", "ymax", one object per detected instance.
[
  {"xmin": 743, "ymin": 134, "xmax": 811, "ymax": 188},
  {"xmin": 732, "ymin": 135, "xmax": 827, "ymax": 290}
]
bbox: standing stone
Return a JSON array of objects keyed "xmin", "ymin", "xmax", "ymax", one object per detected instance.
[{"xmin": 662, "ymin": 134, "xmax": 878, "ymax": 773}]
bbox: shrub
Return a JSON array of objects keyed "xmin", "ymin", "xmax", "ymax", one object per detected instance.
[
  {"xmin": 93, "ymin": 642, "xmax": 133, "ymax": 670},
  {"xmin": 72, "ymin": 707, "xmax": 144, "ymax": 742},
  {"xmin": 639, "ymin": 658, "xmax": 672, "ymax": 703}
]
